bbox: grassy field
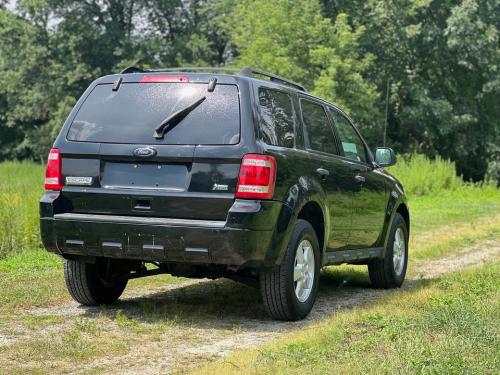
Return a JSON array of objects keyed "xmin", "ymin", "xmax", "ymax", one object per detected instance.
[
  {"xmin": 0, "ymin": 155, "xmax": 499, "ymax": 374},
  {"xmin": 0, "ymin": 162, "xmax": 44, "ymax": 258}
]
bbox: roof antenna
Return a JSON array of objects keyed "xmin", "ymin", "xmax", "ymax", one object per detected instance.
[{"xmin": 207, "ymin": 77, "xmax": 217, "ymax": 92}]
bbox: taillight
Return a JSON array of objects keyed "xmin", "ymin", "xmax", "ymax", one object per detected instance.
[
  {"xmin": 235, "ymin": 154, "xmax": 277, "ymax": 200},
  {"xmin": 140, "ymin": 75, "xmax": 189, "ymax": 83},
  {"xmin": 44, "ymin": 148, "xmax": 62, "ymax": 190}
]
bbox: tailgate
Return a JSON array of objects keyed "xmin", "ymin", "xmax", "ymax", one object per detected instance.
[
  {"xmin": 59, "ymin": 77, "xmax": 243, "ymax": 221},
  {"xmin": 61, "ymin": 144, "xmax": 242, "ymax": 221}
]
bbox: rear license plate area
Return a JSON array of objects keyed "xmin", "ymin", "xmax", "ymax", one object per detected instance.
[{"xmin": 101, "ymin": 162, "xmax": 189, "ymax": 191}]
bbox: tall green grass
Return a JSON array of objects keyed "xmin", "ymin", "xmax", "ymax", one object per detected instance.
[
  {"xmin": 388, "ymin": 153, "xmax": 465, "ymax": 196},
  {"xmin": 0, "ymin": 162, "xmax": 45, "ymax": 258}
]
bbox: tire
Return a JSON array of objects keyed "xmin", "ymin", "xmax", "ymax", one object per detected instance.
[
  {"xmin": 64, "ymin": 258, "xmax": 128, "ymax": 306},
  {"xmin": 260, "ymin": 219, "xmax": 320, "ymax": 321},
  {"xmin": 368, "ymin": 213, "xmax": 408, "ymax": 288}
]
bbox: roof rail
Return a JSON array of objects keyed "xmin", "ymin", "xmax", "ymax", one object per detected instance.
[
  {"xmin": 150, "ymin": 67, "xmax": 242, "ymax": 74},
  {"xmin": 119, "ymin": 66, "xmax": 306, "ymax": 92},
  {"xmin": 239, "ymin": 67, "xmax": 306, "ymax": 92}
]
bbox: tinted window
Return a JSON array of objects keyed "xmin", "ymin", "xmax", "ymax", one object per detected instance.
[
  {"xmin": 258, "ymin": 88, "xmax": 295, "ymax": 148},
  {"xmin": 68, "ymin": 83, "xmax": 240, "ymax": 144},
  {"xmin": 301, "ymin": 99, "xmax": 337, "ymax": 154},
  {"xmin": 329, "ymin": 109, "xmax": 367, "ymax": 163}
]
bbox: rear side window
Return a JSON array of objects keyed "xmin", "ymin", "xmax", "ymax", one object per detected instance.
[
  {"xmin": 300, "ymin": 99, "xmax": 337, "ymax": 155},
  {"xmin": 258, "ymin": 88, "xmax": 295, "ymax": 148},
  {"xmin": 67, "ymin": 83, "xmax": 240, "ymax": 145},
  {"xmin": 329, "ymin": 109, "xmax": 367, "ymax": 163}
]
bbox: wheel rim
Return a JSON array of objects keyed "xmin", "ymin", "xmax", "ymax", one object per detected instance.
[
  {"xmin": 393, "ymin": 227, "xmax": 406, "ymax": 275},
  {"xmin": 294, "ymin": 239, "xmax": 315, "ymax": 303}
]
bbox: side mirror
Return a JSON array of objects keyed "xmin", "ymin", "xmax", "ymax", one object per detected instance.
[{"xmin": 375, "ymin": 147, "xmax": 397, "ymax": 167}]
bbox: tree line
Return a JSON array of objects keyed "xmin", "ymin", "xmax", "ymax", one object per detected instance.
[{"xmin": 0, "ymin": 0, "xmax": 498, "ymax": 182}]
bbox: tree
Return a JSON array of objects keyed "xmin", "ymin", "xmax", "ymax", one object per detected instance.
[
  {"xmin": 444, "ymin": 0, "xmax": 499, "ymax": 180},
  {"xmin": 227, "ymin": 0, "xmax": 379, "ymax": 139},
  {"xmin": 0, "ymin": 0, "xmax": 498, "ymax": 181},
  {"xmin": 0, "ymin": 0, "xmax": 230, "ymax": 161},
  {"xmin": 323, "ymin": 0, "xmax": 499, "ymax": 181}
]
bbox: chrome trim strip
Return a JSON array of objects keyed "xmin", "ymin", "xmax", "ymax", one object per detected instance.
[
  {"xmin": 54, "ymin": 213, "xmax": 226, "ymax": 229},
  {"xmin": 185, "ymin": 247, "xmax": 209, "ymax": 253},
  {"xmin": 143, "ymin": 244, "xmax": 164, "ymax": 251},
  {"xmin": 65, "ymin": 239, "xmax": 84, "ymax": 247},
  {"xmin": 102, "ymin": 185, "xmax": 185, "ymax": 192},
  {"xmin": 102, "ymin": 241, "xmax": 122, "ymax": 250}
]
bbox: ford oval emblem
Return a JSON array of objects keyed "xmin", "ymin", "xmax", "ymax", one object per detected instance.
[{"xmin": 133, "ymin": 147, "xmax": 157, "ymax": 158}]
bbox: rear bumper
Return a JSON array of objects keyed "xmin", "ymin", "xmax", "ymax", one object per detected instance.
[{"xmin": 40, "ymin": 193, "xmax": 292, "ymax": 269}]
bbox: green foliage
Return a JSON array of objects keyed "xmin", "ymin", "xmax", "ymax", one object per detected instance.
[
  {"xmin": 227, "ymin": 1, "xmax": 379, "ymax": 136},
  {"xmin": 228, "ymin": 0, "xmax": 330, "ymax": 84},
  {"xmin": 0, "ymin": 0, "xmax": 499, "ymax": 181},
  {"xmin": 0, "ymin": 162, "xmax": 45, "ymax": 258},
  {"xmin": 331, "ymin": 0, "xmax": 499, "ymax": 182},
  {"xmin": 389, "ymin": 153, "xmax": 465, "ymax": 196},
  {"xmin": 0, "ymin": 0, "xmax": 230, "ymax": 162}
]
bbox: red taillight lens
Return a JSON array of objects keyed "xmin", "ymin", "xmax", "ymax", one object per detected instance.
[
  {"xmin": 140, "ymin": 75, "xmax": 189, "ymax": 83},
  {"xmin": 45, "ymin": 148, "xmax": 62, "ymax": 190},
  {"xmin": 235, "ymin": 154, "xmax": 277, "ymax": 200}
]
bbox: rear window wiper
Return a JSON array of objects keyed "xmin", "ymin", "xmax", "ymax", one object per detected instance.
[{"xmin": 153, "ymin": 96, "xmax": 206, "ymax": 139}]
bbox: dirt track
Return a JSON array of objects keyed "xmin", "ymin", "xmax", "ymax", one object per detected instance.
[{"xmin": 8, "ymin": 239, "xmax": 500, "ymax": 374}]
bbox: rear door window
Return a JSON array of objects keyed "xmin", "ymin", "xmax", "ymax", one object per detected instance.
[
  {"xmin": 67, "ymin": 83, "xmax": 240, "ymax": 145},
  {"xmin": 258, "ymin": 88, "xmax": 295, "ymax": 148},
  {"xmin": 300, "ymin": 99, "xmax": 338, "ymax": 155}
]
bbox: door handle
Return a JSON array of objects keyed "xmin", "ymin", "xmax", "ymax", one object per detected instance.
[
  {"xmin": 316, "ymin": 168, "xmax": 330, "ymax": 179},
  {"xmin": 354, "ymin": 174, "xmax": 365, "ymax": 183}
]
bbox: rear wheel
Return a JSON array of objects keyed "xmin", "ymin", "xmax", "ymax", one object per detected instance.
[
  {"xmin": 368, "ymin": 213, "xmax": 408, "ymax": 288},
  {"xmin": 260, "ymin": 219, "xmax": 320, "ymax": 321},
  {"xmin": 64, "ymin": 258, "xmax": 128, "ymax": 306}
]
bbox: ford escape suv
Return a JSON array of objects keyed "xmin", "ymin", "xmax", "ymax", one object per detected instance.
[{"xmin": 40, "ymin": 67, "xmax": 410, "ymax": 321}]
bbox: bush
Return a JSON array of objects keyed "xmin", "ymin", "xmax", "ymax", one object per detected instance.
[
  {"xmin": 0, "ymin": 162, "xmax": 45, "ymax": 258},
  {"xmin": 389, "ymin": 153, "xmax": 465, "ymax": 196}
]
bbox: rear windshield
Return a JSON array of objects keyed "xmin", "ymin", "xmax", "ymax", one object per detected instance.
[{"xmin": 67, "ymin": 82, "xmax": 240, "ymax": 144}]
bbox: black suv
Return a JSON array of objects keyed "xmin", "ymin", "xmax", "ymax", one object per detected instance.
[{"xmin": 40, "ymin": 67, "xmax": 409, "ymax": 321}]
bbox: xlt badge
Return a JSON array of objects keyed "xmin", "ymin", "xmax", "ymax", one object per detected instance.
[
  {"xmin": 66, "ymin": 176, "xmax": 93, "ymax": 186},
  {"xmin": 212, "ymin": 183, "xmax": 228, "ymax": 191}
]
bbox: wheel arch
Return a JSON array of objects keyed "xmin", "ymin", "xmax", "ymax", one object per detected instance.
[
  {"xmin": 396, "ymin": 202, "xmax": 410, "ymax": 236},
  {"xmin": 297, "ymin": 201, "xmax": 326, "ymax": 253},
  {"xmin": 380, "ymin": 187, "xmax": 410, "ymax": 254},
  {"xmin": 269, "ymin": 177, "xmax": 328, "ymax": 266}
]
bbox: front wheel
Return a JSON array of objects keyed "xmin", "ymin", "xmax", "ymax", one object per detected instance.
[
  {"xmin": 260, "ymin": 219, "xmax": 320, "ymax": 321},
  {"xmin": 64, "ymin": 258, "xmax": 128, "ymax": 306},
  {"xmin": 368, "ymin": 213, "xmax": 408, "ymax": 288}
]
